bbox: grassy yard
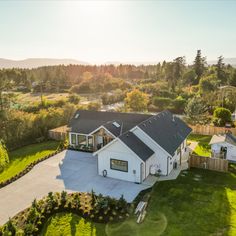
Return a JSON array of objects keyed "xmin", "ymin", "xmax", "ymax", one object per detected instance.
[
  {"xmin": 40, "ymin": 166, "xmax": 236, "ymax": 236},
  {"xmin": 188, "ymin": 133, "xmax": 212, "ymax": 156},
  {"xmin": 0, "ymin": 141, "xmax": 59, "ymax": 183},
  {"xmin": 41, "ymin": 213, "xmax": 106, "ymax": 236}
]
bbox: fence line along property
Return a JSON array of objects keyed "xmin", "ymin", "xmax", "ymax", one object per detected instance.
[
  {"xmin": 189, "ymin": 154, "xmax": 228, "ymax": 172},
  {"xmin": 189, "ymin": 124, "xmax": 236, "ymax": 136},
  {"xmin": 48, "ymin": 125, "xmax": 69, "ymax": 140}
]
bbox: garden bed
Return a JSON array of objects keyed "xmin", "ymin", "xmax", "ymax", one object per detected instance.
[{"xmin": 0, "ymin": 191, "xmax": 129, "ymax": 235}]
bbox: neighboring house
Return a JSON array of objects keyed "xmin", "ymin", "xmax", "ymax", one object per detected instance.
[
  {"xmin": 210, "ymin": 133, "xmax": 236, "ymax": 162},
  {"xmin": 68, "ymin": 110, "xmax": 192, "ymax": 183}
]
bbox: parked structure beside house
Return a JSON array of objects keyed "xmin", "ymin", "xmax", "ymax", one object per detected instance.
[
  {"xmin": 210, "ymin": 133, "xmax": 236, "ymax": 162},
  {"xmin": 68, "ymin": 110, "xmax": 192, "ymax": 183}
]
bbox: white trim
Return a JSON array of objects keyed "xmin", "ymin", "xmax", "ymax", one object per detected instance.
[
  {"xmin": 93, "ymin": 138, "xmax": 119, "ymax": 156},
  {"xmin": 94, "ymin": 136, "xmax": 146, "ymax": 164},
  {"xmin": 89, "ymin": 125, "xmax": 116, "ymax": 139}
]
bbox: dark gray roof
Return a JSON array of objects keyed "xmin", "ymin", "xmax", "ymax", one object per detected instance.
[
  {"xmin": 103, "ymin": 120, "xmax": 122, "ymax": 137},
  {"xmin": 69, "ymin": 110, "xmax": 152, "ymax": 135},
  {"xmin": 226, "ymin": 133, "xmax": 236, "ymax": 145},
  {"xmin": 138, "ymin": 110, "xmax": 192, "ymax": 156},
  {"xmin": 119, "ymin": 131, "xmax": 154, "ymax": 161}
]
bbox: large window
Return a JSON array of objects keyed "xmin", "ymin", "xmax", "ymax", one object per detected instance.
[
  {"xmin": 71, "ymin": 134, "xmax": 76, "ymax": 145},
  {"xmin": 78, "ymin": 135, "xmax": 86, "ymax": 145},
  {"xmin": 110, "ymin": 159, "xmax": 128, "ymax": 172}
]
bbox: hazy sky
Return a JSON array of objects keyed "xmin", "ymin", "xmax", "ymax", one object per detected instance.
[{"xmin": 0, "ymin": 0, "xmax": 235, "ymax": 63}]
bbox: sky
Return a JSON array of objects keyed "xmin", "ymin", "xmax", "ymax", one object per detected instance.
[{"xmin": 0, "ymin": 0, "xmax": 235, "ymax": 64}]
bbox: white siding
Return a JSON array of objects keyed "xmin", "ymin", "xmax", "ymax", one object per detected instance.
[
  {"xmin": 133, "ymin": 127, "xmax": 170, "ymax": 175},
  {"xmin": 133, "ymin": 127, "xmax": 189, "ymax": 175},
  {"xmin": 97, "ymin": 139, "xmax": 143, "ymax": 183},
  {"xmin": 145, "ymin": 154, "xmax": 156, "ymax": 178},
  {"xmin": 211, "ymin": 142, "xmax": 236, "ymax": 162}
]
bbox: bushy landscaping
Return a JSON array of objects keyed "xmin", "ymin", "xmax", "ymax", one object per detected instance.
[
  {"xmin": 0, "ymin": 191, "xmax": 129, "ymax": 235},
  {"xmin": 188, "ymin": 133, "xmax": 212, "ymax": 156},
  {"xmin": 0, "ymin": 141, "xmax": 60, "ymax": 184},
  {"xmin": 1, "ymin": 166, "xmax": 236, "ymax": 235}
]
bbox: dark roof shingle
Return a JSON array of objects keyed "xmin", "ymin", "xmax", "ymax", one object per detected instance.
[
  {"xmin": 69, "ymin": 110, "xmax": 152, "ymax": 135},
  {"xmin": 119, "ymin": 131, "xmax": 154, "ymax": 161},
  {"xmin": 138, "ymin": 110, "xmax": 192, "ymax": 156}
]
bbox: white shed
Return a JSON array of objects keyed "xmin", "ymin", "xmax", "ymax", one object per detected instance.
[{"xmin": 210, "ymin": 133, "xmax": 236, "ymax": 162}]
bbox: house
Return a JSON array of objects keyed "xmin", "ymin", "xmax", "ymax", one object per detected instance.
[
  {"xmin": 68, "ymin": 110, "xmax": 192, "ymax": 183},
  {"xmin": 210, "ymin": 133, "xmax": 236, "ymax": 162}
]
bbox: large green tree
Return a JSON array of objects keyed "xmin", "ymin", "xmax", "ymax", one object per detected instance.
[
  {"xmin": 216, "ymin": 56, "xmax": 227, "ymax": 84},
  {"xmin": 125, "ymin": 89, "xmax": 149, "ymax": 112},
  {"xmin": 184, "ymin": 96, "xmax": 208, "ymax": 121},
  {"xmin": 193, "ymin": 50, "xmax": 206, "ymax": 84},
  {"xmin": 0, "ymin": 70, "xmax": 12, "ymax": 111}
]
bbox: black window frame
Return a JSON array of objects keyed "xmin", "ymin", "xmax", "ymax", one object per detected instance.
[
  {"xmin": 110, "ymin": 159, "xmax": 128, "ymax": 172},
  {"xmin": 71, "ymin": 134, "xmax": 76, "ymax": 145}
]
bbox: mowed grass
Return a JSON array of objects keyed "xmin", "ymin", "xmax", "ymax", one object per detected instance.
[
  {"xmin": 0, "ymin": 141, "xmax": 59, "ymax": 183},
  {"xmin": 188, "ymin": 133, "xmax": 212, "ymax": 156},
  {"xmin": 40, "ymin": 166, "xmax": 236, "ymax": 236},
  {"xmin": 41, "ymin": 213, "xmax": 106, "ymax": 236}
]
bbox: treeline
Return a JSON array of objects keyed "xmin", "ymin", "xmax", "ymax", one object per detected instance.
[{"xmin": 0, "ymin": 104, "xmax": 77, "ymax": 150}]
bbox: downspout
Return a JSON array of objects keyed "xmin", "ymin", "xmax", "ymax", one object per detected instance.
[{"xmin": 166, "ymin": 156, "xmax": 170, "ymax": 176}]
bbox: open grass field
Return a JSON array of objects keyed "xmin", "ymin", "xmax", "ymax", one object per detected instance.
[
  {"xmin": 0, "ymin": 141, "xmax": 59, "ymax": 183},
  {"xmin": 188, "ymin": 133, "xmax": 212, "ymax": 156},
  {"xmin": 40, "ymin": 166, "xmax": 236, "ymax": 236}
]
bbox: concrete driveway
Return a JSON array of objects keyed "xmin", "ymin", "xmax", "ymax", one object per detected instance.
[{"xmin": 0, "ymin": 150, "xmax": 151, "ymax": 225}]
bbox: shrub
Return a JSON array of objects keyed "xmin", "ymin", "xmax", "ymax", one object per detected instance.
[
  {"xmin": 152, "ymin": 96, "xmax": 172, "ymax": 110},
  {"xmin": 87, "ymin": 102, "xmax": 101, "ymax": 111},
  {"xmin": 0, "ymin": 140, "xmax": 9, "ymax": 173},
  {"xmin": 213, "ymin": 107, "xmax": 232, "ymax": 127},
  {"xmin": 68, "ymin": 94, "xmax": 81, "ymax": 104},
  {"xmin": 3, "ymin": 218, "xmax": 17, "ymax": 235}
]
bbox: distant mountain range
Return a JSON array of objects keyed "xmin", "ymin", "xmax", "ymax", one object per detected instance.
[
  {"xmin": 0, "ymin": 57, "xmax": 235, "ymax": 69},
  {"xmin": 0, "ymin": 58, "xmax": 89, "ymax": 69}
]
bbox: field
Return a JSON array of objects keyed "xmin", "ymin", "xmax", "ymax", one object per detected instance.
[
  {"xmin": 41, "ymin": 166, "xmax": 236, "ymax": 236},
  {"xmin": 14, "ymin": 92, "xmax": 99, "ymax": 107},
  {"xmin": 0, "ymin": 141, "xmax": 59, "ymax": 183}
]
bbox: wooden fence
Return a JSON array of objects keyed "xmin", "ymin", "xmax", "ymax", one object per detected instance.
[
  {"xmin": 48, "ymin": 125, "xmax": 69, "ymax": 141},
  {"xmin": 189, "ymin": 154, "xmax": 228, "ymax": 172},
  {"xmin": 189, "ymin": 124, "xmax": 236, "ymax": 136}
]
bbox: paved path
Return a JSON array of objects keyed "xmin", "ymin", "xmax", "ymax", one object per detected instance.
[{"xmin": 0, "ymin": 150, "xmax": 151, "ymax": 225}]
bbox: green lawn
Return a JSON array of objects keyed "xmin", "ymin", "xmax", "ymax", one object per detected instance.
[
  {"xmin": 188, "ymin": 133, "xmax": 212, "ymax": 156},
  {"xmin": 0, "ymin": 141, "xmax": 59, "ymax": 183},
  {"xmin": 40, "ymin": 166, "xmax": 236, "ymax": 236},
  {"xmin": 41, "ymin": 213, "xmax": 106, "ymax": 236}
]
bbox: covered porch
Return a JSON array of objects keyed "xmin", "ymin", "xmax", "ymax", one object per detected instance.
[{"xmin": 69, "ymin": 127, "xmax": 114, "ymax": 152}]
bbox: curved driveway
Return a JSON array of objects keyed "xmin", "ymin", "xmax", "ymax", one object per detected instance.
[{"xmin": 0, "ymin": 150, "xmax": 151, "ymax": 225}]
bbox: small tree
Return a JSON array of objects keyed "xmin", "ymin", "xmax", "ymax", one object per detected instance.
[
  {"xmin": 0, "ymin": 140, "xmax": 9, "ymax": 173},
  {"xmin": 213, "ymin": 107, "xmax": 232, "ymax": 127},
  {"xmin": 184, "ymin": 96, "xmax": 208, "ymax": 123},
  {"xmin": 125, "ymin": 89, "xmax": 149, "ymax": 112}
]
